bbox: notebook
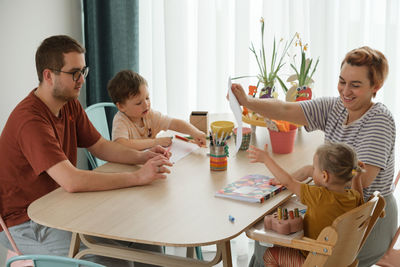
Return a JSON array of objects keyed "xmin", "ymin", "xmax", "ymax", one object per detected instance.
[{"xmin": 215, "ymin": 174, "xmax": 286, "ymax": 203}]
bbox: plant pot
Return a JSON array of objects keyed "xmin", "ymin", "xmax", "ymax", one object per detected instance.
[
  {"xmin": 259, "ymin": 85, "xmax": 275, "ymax": 98},
  {"xmin": 268, "ymin": 124, "xmax": 297, "ymax": 154}
]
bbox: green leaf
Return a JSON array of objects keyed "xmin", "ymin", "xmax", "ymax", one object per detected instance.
[
  {"xmin": 231, "ymin": 75, "xmax": 258, "ymax": 80},
  {"xmin": 290, "ymin": 63, "xmax": 300, "ymax": 81},
  {"xmin": 277, "ymin": 76, "xmax": 288, "ymax": 93},
  {"xmin": 305, "ymin": 57, "xmax": 319, "ymax": 85},
  {"xmin": 299, "ymin": 50, "xmax": 306, "ymax": 86}
]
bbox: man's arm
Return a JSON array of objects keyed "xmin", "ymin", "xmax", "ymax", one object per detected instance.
[
  {"xmin": 87, "ymin": 137, "xmax": 167, "ymax": 165},
  {"xmin": 46, "ymin": 155, "xmax": 172, "ymax": 193},
  {"xmin": 115, "ymin": 137, "xmax": 172, "ymax": 151}
]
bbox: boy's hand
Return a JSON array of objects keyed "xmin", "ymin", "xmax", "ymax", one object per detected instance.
[
  {"xmin": 247, "ymin": 144, "xmax": 270, "ymax": 164},
  {"xmin": 155, "ymin": 137, "xmax": 173, "ymax": 147},
  {"xmin": 136, "ymin": 155, "xmax": 172, "ymax": 184},
  {"xmin": 192, "ymin": 131, "xmax": 207, "ymax": 147}
]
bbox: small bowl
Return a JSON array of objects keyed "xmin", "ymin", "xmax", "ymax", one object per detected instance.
[{"xmin": 210, "ymin": 121, "xmax": 234, "ymax": 138}]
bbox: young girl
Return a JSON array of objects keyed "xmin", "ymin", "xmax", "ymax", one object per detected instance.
[
  {"xmin": 107, "ymin": 70, "xmax": 206, "ymax": 150},
  {"xmin": 247, "ymin": 142, "xmax": 364, "ymax": 266}
]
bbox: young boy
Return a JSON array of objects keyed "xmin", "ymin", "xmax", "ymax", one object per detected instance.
[
  {"xmin": 247, "ymin": 142, "xmax": 364, "ymax": 266},
  {"xmin": 107, "ymin": 70, "xmax": 206, "ymax": 150}
]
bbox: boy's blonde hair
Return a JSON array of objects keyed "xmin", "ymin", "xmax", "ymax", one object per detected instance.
[
  {"xmin": 107, "ymin": 70, "xmax": 148, "ymax": 104},
  {"xmin": 316, "ymin": 142, "xmax": 362, "ymax": 183}
]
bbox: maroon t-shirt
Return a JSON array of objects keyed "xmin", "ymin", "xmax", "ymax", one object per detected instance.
[{"xmin": 0, "ymin": 89, "xmax": 101, "ymax": 230}]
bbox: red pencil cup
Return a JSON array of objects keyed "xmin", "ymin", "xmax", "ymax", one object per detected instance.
[
  {"xmin": 210, "ymin": 144, "xmax": 227, "ymax": 171},
  {"xmin": 268, "ymin": 124, "xmax": 297, "ymax": 154}
]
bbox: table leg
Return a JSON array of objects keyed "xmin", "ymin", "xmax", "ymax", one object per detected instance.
[
  {"xmin": 217, "ymin": 240, "xmax": 233, "ymax": 267},
  {"xmin": 73, "ymin": 234, "xmax": 223, "ymax": 267},
  {"xmin": 68, "ymin": 232, "xmax": 81, "ymax": 258},
  {"xmin": 186, "ymin": 247, "xmax": 194, "ymax": 258}
]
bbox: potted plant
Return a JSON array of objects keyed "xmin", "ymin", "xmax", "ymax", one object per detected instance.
[
  {"xmin": 235, "ymin": 18, "xmax": 295, "ymax": 126},
  {"xmin": 281, "ymin": 33, "xmax": 319, "ymax": 102},
  {"xmin": 233, "ymin": 18, "xmax": 295, "ymax": 99}
]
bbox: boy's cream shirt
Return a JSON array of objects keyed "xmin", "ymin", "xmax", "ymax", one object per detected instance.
[{"xmin": 112, "ymin": 109, "xmax": 172, "ymax": 140}]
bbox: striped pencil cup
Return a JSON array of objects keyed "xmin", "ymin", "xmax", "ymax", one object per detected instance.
[
  {"xmin": 210, "ymin": 144, "xmax": 228, "ymax": 171},
  {"xmin": 233, "ymin": 127, "xmax": 252, "ymax": 150}
]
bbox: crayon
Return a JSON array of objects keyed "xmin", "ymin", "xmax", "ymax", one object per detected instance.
[
  {"xmin": 164, "ymin": 146, "xmax": 172, "ymax": 157},
  {"xmin": 175, "ymin": 135, "xmax": 190, "ymax": 142},
  {"xmin": 277, "ymin": 207, "xmax": 282, "ymax": 220},
  {"xmin": 294, "ymin": 208, "xmax": 299, "ymax": 218},
  {"xmin": 289, "ymin": 210, "xmax": 294, "ymax": 220}
]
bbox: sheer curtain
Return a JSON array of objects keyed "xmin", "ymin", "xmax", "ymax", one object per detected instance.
[{"xmin": 139, "ymin": 0, "xmax": 400, "ymax": 167}]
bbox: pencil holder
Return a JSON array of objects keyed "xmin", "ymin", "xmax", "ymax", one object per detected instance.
[
  {"xmin": 210, "ymin": 144, "xmax": 228, "ymax": 171},
  {"xmin": 233, "ymin": 127, "xmax": 252, "ymax": 150}
]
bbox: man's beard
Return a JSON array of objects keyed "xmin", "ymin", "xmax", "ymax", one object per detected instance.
[{"xmin": 52, "ymin": 80, "xmax": 79, "ymax": 102}]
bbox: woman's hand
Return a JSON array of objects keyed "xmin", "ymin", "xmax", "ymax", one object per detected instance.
[{"xmin": 229, "ymin": 83, "xmax": 250, "ymax": 107}]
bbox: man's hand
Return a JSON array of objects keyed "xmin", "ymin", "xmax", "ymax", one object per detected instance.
[
  {"xmin": 137, "ymin": 145, "xmax": 170, "ymax": 164},
  {"xmin": 135, "ymin": 155, "xmax": 173, "ymax": 184}
]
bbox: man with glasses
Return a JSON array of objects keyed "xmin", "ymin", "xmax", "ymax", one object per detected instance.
[{"xmin": 0, "ymin": 35, "xmax": 171, "ymax": 266}]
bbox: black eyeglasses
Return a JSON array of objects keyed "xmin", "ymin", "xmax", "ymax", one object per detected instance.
[{"xmin": 50, "ymin": 66, "xmax": 89, "ymax": 81}]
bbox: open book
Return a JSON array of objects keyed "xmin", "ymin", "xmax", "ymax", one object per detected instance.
[{"xmin": 215, "ymin": 174, "xmax": 286, "ymax": 203}]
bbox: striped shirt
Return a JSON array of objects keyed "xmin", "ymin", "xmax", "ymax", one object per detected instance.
[{"xmin": 299, "ymin": 97, "xmax": 396, "ymax": 198}]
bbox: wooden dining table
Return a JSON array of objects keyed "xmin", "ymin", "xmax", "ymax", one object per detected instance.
[{"xmin": 28, "ymin": 118, "xmax": 324, "ymax": 267}]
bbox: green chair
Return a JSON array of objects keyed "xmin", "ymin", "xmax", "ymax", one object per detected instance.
[
  {"xmin": 84, "ymin": 102, "xmax": 118, "ymax": 168},
  {"xmin": 84, "ymin": 102, "xmax": 204, "ymax": 260},
  {"xmin": 7, "ymin": 254, "xmax": 105, "ymax": 267}
]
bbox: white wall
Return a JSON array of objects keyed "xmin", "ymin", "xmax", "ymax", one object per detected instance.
[{"xmin": 0, "ymin": 0, "xmax": 87, "ymax": 168}]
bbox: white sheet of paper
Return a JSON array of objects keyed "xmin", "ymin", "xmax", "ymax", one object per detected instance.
[
  {"xmin": 228, "ymin": 76, "xmax": 242, "ymax": 155},
  {"xmin": 169, "ymin": 139, "xmax": 200, "ymax": 164}
]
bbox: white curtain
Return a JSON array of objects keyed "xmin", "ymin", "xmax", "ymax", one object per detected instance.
[{"xmin": 139, "ymin": 0, "xmax": 400, "ymax": 166}]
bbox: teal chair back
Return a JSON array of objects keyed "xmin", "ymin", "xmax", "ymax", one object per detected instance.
[
  {"xmin": 7, "ymin": 255, "xmax": 105, "ymax": 267},
  {"xmin": 84, "ymin": 102, "xmax": 117, "ymax": 168}
]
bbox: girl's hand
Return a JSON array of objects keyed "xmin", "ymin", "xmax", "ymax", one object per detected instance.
[
  {"xmin": 155, "ymin": 137, "xmax": 173, "ymax": 147},
  {"xmin": 247, "ymin": 144, "xmax": 270, "ymax": 164},
  {"xmin": 269, "ymin": 178, "xmax": 282, "ymax": 186}
]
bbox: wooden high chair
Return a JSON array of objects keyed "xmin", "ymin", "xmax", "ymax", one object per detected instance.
[{"xmin": 246, "ymin": 191, "xmax": 386, "ymax": 267}]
